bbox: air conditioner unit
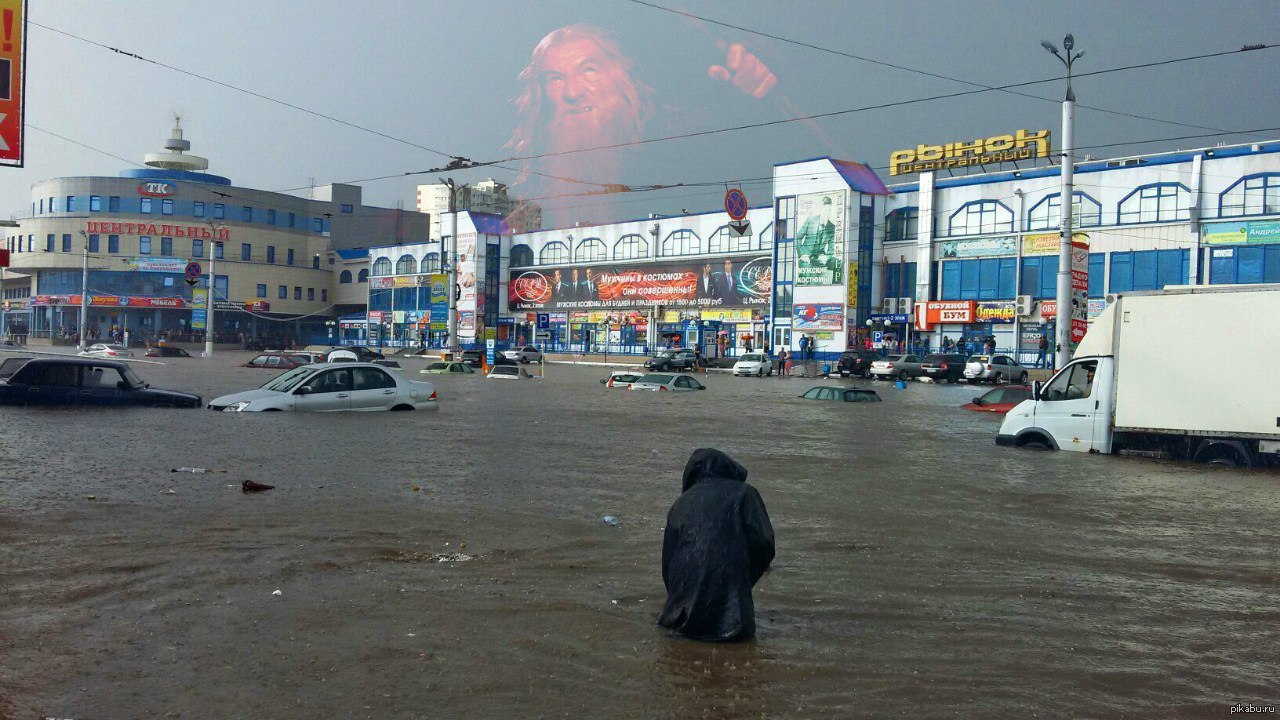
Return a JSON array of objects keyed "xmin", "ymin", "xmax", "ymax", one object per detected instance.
[
  {"xmin": 882, "ymin": 297, "xmax": 898, "ymax": 313},
  {"xmin": 1015, "ymin": 295, "xmax": 1033, "ymax": 316},
  {"xmin": 896, "ymin": 298, "xmax": 913, "ymax": 314}
]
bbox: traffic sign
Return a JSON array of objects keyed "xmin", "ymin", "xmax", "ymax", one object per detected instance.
[
  {"xmin": 724, "ymin": 188, "xmax": 748, "ymax": 221},
  {"xmin": 184, "ymin": 261, "xmax": 202, "ymax": 286},
  {"xmin": 485, "ymin": 338, "xmax": 496, "ymax": 365},
  {"xmin": 536, "ymin": 330, "xmax": 551, "ymax": 340},
  {"xmin": 536, "ymin": 313, "xmax": 549, "ymax": 330}
]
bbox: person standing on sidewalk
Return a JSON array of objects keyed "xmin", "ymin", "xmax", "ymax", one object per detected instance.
[{"xmin": 1036, "ymin": 333, "xmax": 1048, "ymax": 369}]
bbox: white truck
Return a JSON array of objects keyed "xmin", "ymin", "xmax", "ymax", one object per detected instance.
[{"xmin": 998, "ymin": 285, "xmax": 1280, "ymax": 468}]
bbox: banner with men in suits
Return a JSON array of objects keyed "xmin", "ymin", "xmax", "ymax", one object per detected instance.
[{"xmin": 509, "ymin": 255, "xmax": 772, "ymax": 311}]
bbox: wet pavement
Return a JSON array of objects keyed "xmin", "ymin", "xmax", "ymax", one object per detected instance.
[{"xmin": 1, "ymin": 351, "xmax": 1276, "ymax": 718}]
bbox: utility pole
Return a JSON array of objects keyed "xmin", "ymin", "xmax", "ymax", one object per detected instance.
[
  {"xmin": 204, "ymin": 223, "xmax": 224, "ymax": 357},
  {"xmin": 78, "ymin": 230, "xmax": 89, "ymax": 351},
  {"xmin": 441, "ymin": 177, "xmax": 460, "ymax": 354},
  {"xmin": 1042, "ymin": 34, "xmax": 1084, "ymax": 371}
]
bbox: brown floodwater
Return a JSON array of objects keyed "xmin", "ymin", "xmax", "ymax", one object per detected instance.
[{"xmin": 1, "ymin": 351, "xmax": 1276, "ymax": 719}]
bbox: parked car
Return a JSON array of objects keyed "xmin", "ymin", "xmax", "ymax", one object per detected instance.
[
  {"xmin": 599, "ymin": 370, "xmax": 644, "ymax": 388},
  {"xmin": 487, "ymin": 365, "xmax": 533, "ymax": 380},
  {"xmin": 800, "ymin": 386, "xmax": 882, "ymax": 403},
  {"xmin": 0, "ymin": 339, "xmax": 25, "ymax": 350},
  {"xmin": 630, "ymin": 373, "xmax": 706, "ymax": 392},
  {"xmin": 868, "ymin": 354, "xmax": 924, "ymax": 381},
  {"xmin": 243, "ymin": 353, "xmax": 307, "ymax": 370},
  {"xmin": 501, "ymin": 345, "xmax": 543, "ymax": 364},
  {"xmin": 288, "ymin": 352, "xmax": 325, "ymax": 365},
  {"xmin": 78, "ymin": 343, "xmax": 135, "ymax": 359},
  {"xmin": 421, "ymin": 361, "xmax": 475, "ymax": 375},
  {"xmin": 325, "ymin": 346, "xmax": 384, "ymax": 363},
  {"xmin": 732, "ymin": 352, "xmax": 773, "ymax": 377},
  {"xmin": 208, "ymin": 362, "xmax": 437, "ymax": 411},
  {"xmin": 0, "ymin": 357, "xmax": 201, "ymax": 407},
  {"xmin": 144, "ymin": 346, "xmax": 192, "ymax": 358},
  {"xmin": 918, "ymin": 353, "xmax": 968, "ymax": 384},
  {"xmin": 964, "ymin": 354, "xmax": 1029, "ymax": 384},
  {"xmin": 835, "ymin": 350, "xmax": 881, "ymax": 378},
  {"xmin": 963, "ymin": 385, "xmax": 1033, "ymax": 414},
  {"xmin": 643, "ymin": 348, "xmax": 698, "ymax": 372}
]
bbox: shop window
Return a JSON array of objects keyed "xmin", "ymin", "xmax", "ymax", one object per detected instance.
[
  {"xmin": 340, "ymin": 270, "xmax": 353, "ymax": 284},
  {"xmin": 660, "ymin": 229, "xmax": 701, "ymax": 256},
  {"xmin": 1117, "ymin": 183, "xmax": 1190, "ymax": 224},
  {"xmin": 1089, "ymin": 253, "xmax": 1105, "ymax": 297},
  {"xmin": 1026, "ymin": 192, "xmax": 1102, "ymax": 231},
  {"xmin": 539, "ymin": 241, "xmax": 569, "ymax": 265},
  {"xmin": 358, "ymin": 269, "xmax": 369, "ymax": 283},
  {"xmin": 161, "ymin": 199, "xmax": 174, "ymax": 215},
  {"xmin": 1219, "ymin": 173, "xmax": 1280, "ymax": 217},
  {"xmin": 574, "ymin": 238, "xmax": 606, "ymax": 262},
  {"xmin": 939, "ymin": 257, "xmax": 1016, "ymax": 300},
  {"xmin": 510, "ymin": 244, "xmax": 534, "ymax": 267},
  {"xmin": 90, "ymin": 195, "xmax": 102, "ymax": 212},
  {"xmin": 160, "ymin": 237, "xmax": 173, "ymax": 256},
  {"xmin": 420, "ymin": 253, "xmax": 440, "ymax": 273},
  {"xmin": 1209, "ymin": 245, "xmax": 1280, "ymax": 284},
  {"xmin": 256, "ymin": 284, "xmax": 267, "ymax": 298},
  {"xmin": 948, "ymin": 200, "xmax": 1013, "ymax": 236},
  {"xmin": 884, "ymin": 262, "xmax": 918, "ymax": 301},
  {"xmin": 193, "ymin": 201, "xmax": 205, "ymax": 217},
  {"xmin": 1108, "ymin": 249, "xmax": 1188, "ymax": 292},
  {"xmin": 885, "ymin": 207, "xmax": 918, "ymax": 243},
  {"xmin": 139, "ymin": 237, "xmax": 152, "ymax": 255},
  {"xmin": 1019, "ymin": 255, "xmax": 1059, "ymax": 299},
  {"xmin": 140, "ymin": 198, "xmax": 153, "ymax": 214},
  {"xmin": 396, "ymin": 254, "xmax": 416, "ymax": 275}
]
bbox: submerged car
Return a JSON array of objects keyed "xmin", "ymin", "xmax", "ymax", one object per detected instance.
[
  {"xmin": 208, "ymin": 362, "xmax": 437, "ymax": 411},
  {"xmin": 144, "ymin": 346, "xmax": 192, "ymax": 358},
  {"xmin": 800, "ymin": 386, "xmax": 882, "ymax": 403},
  {"xmin": 421, "ymin": 361, "xmax": 475, "ymax": 375},
  {"xmin": 643, "ymin": 349, "xmax": 698, "ymax": 372},
  {"xmin": 487, "ymin": 365, "xmax": 533, "ymax": 380},
  {"xmin": 732, "ymin": 352, "xmax": 773, "ymax": 377},
  {"xmin": 962, "ymin": 385, "xmax": 1033, "ymax": 414},
  {"xmin": 629, "ymin": 373, "xmax": 706, "ymax": 392},
  {"xmin": 78, "ymin": 343, "xmax": 135, "ymax": 359},
  {"xmin": 0, "ymin": 357, "xmax": 201, "ymax": 407},
  {"xmin": 963, "ymin": 354, "xmax": 1029, "ymax": 385},
  {"xmin": 599, "ymin": 370, "xmax": 644, "ymax": 388},
  {"xmin": 243, "ymin": 353, "xmax": 306, "ymax": 370}
]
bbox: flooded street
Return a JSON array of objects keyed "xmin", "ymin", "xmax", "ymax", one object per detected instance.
[{"xmin": 1, "ymin": 352, "xmax": 1276, "ymax": 718}]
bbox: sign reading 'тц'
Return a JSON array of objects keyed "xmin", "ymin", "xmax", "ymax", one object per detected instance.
[{"xmin": 0, "ymin": 0, "xmax": 25, "ymax": 167}]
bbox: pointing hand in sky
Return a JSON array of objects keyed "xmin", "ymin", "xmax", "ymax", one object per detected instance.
[{"xmin": 708, "ymin": 41, "xmax": 777, "ymax": 99}]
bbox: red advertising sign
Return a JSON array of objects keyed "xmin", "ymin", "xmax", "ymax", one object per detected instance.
[
  {"xmin": 509, "ymin": 256, "xmax": 772, "ymax": 311},
  {"xmin": 0, "ymin": 0, "xmax": 26, "ymax": 167},
  {"xmin": 33, "ymin": 294, "xmax": 189, "ymax": 308},
  {"xmin": 0, "ymin": 247, "xmax": 9, "ymax": 267},
  {"xmin": 1069, "ymin": 239, "xmax": 1089, "ymax": 344},
  {"xmin": 915, "ymin": 301, "xmax": 975, "ymax": 331}
]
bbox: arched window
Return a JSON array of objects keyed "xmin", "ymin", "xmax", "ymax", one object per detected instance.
[
  {"xmin": 660, "ymin": 229, "xmax": 701, "ymax": 256},
  {"xmin": 948, "ymin": 200, "xmax": 1013, "ymax": 236},
  {"xmin": 613, "ymin": 234, "xmax": 649, "ymax": 260},
  {"xmin": 396, "ymin": 254, "xmax": 416, "ymax": 275},
  {"xmin": 540, "ymin": 241, "xmax": 569, "ymax": 265},
  {"xmin": 358, "ymin": 268, "xmax": 369, "ymax": 283},
  {"xmin": 709, "ymin": 225, "xmax": 752, "ymax": 253},
  {"xmin": 339, "ymin": 270, "xmax": 352, "ymax": 284},
  {"xmin": 371, "ymin": 257, "xmax": 392, "ymax": 276},
  {"xmin": 756, "ymin": 222, "xmax": 774, "ymax": 251},
  {"xmin": 510, "ymin": 244, "xmax": 534, "ymax": 267},
  {"xmin": 420, "ymin": 253, "xmax": 440, "ymax": 273},
  {"xmin": 1026, "ymin": 192, "xmax": 1102, "ymax": 231},
  {"xmin": 574, "ymin": 237, "xmax": 606, "ymax": 262},
  {"xmin": 1118, "ymin": 183, "xmax": 1191, "ymax": 224},
  {"xmin": 886, "ymin": 207, "xmax": 919, "ymax": 243},
  {"xmin": 1220, "ymin": 173, "xmax": 1280, "ymax": 217}
]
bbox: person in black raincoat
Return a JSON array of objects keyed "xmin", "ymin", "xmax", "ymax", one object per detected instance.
[{"xmin": 658, "ymin": 448, "xmax": 775, "ymax": 642}]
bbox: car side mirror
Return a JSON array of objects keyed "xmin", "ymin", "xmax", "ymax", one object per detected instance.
[
  {"xmin": 1031, "ymin": 381, "xmax": 1041, "ymax": 400},
  {"xmin": 972, "ymin": 397, "xmax": 984, "ymax": 405},
  {"xmin": 117, "ymin": 380, "xmax": 130, "ymax": 391},
  {"xmin": 296, "ymin": 386, "xmax": 314, "ymax": 396}
]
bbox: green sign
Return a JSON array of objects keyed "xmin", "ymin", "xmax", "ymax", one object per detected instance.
[{"xmin": 1202, "ymin": 220, "xmax": 1280, "ymax": 246}]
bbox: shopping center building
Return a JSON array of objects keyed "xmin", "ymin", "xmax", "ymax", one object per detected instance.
[{"xmin": 0, "ymin": 121, "xmax": 428, "ymax": 344}]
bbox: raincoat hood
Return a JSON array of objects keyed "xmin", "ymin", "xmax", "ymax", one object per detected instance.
[{"xmin": 682, "ymin": 448, "xmax": 748, "ymax": 492}]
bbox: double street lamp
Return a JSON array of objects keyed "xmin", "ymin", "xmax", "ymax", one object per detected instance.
[{"xmin": 1042, "ymin": 34, "xmax": 1084, "ymax": 370}]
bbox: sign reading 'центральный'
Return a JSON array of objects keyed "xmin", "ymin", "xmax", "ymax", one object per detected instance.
[{"xmin": 890, "ymin": 129, "xmax": 1051, "ymax": 176}]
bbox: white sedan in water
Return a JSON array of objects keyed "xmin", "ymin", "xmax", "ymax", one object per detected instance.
[
  {"xmin": 629, "ymin": 373, "xmax": 706, "ymax": 392},
  {"xmin": 732, "ymin": 352, "xmax": 773, "ymax": 377},
  {"xmin": 207, "ymin": 362, "xmax": 438, "ymax": 411}
]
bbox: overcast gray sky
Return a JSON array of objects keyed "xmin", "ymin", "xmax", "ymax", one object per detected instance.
[{"xmin": 9, "ymin": 0, "xmax": 1280, "ymax": 226}]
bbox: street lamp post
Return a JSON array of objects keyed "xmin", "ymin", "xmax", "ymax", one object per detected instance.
[
  {"xmin": 440, "ymin": 177, "xmax": 460, "ymax": 355},
  {"xmin": 203, "ymin": 223, "xmax": 225, "ymax": 357},
  {"xmin": 1042, "ymin": 34, "xmax": 1084, "ymax": 371},
  {"xmin": 77, "ymin": 230, "xmax": 90, "ymax": 351}
]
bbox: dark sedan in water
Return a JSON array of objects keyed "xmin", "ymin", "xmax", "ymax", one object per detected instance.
[{"xmin": 0, "ymin": 357, "xmax": 201, "ymax": 407}]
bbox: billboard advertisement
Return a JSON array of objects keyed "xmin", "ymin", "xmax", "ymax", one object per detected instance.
[
  {"xmin": 939, "ymin": 236, "xmax": 1016, "ymax": 259},
  {"xmin": 846, "ymin": 260, "xmax": 859, "ymax": 308},
  {"xmin": 1069, "ymin": 239, "xmax": 1089, "ymax": 345},
  {"xmin": 1201, "ymin": 220, "xmax": 1280, "ymax": 246},
  {"xmin": 792, "ymin": 303, "xmax": 843, "ymax": 330},
  {"xmin": 0, "ymin": 0, "xmax": 26, "ymax": 167},
  {"xmin": 508, "ymin": 255, "xmax": 771, "ymax": 311},
  {"xmin": 795, "ymin": 191, "xmax": 845, "ymax": 286},
  {"xmin": 123, "ymin": 257, "xmax": 190, "ymax": 273}
]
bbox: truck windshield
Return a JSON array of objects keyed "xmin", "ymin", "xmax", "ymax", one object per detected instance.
[{"xmin": 1042, "ymin": 360, "xmax": 1097, "ymax": 401}]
